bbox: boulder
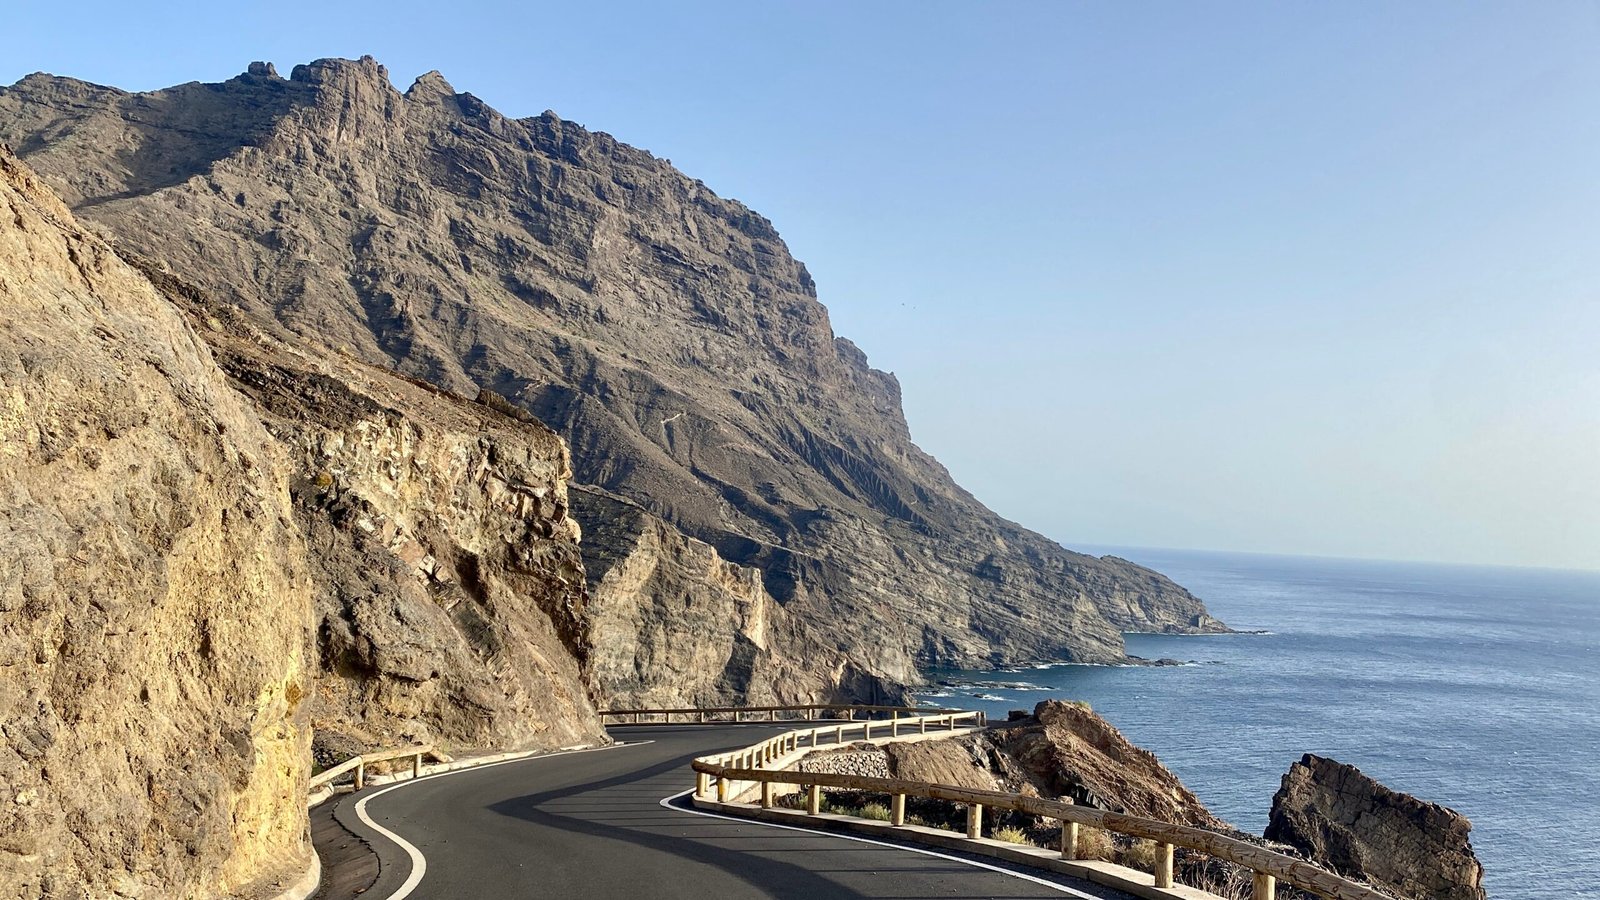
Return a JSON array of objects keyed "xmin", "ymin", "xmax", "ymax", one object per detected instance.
[{"xmin": 1266, "ymin": 754, "xmax": 1486, "ymax": 900}]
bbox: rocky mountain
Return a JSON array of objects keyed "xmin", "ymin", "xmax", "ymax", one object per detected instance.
[
  {"xmin": 138, "ymin": 261, "xmax": 606, "ymax": 755},
  {"xmin": 0, "ymin": 57, "xmax": 1226, "ymax": 703},
  {"xmin": 0, "ymin": 147, "xmax": 312, "ymax": 899}
]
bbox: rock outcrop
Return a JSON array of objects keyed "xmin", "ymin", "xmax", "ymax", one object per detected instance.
[
  {"xmin": 0, "ymin": 58, "xmax": 1226, "ymax": 702},
  {"xmin": 883, "ymin": 701, "xmax": 1224, "ymax": 827},
  {"xmin": 1266, "ymin": 754, "xmax": 1487, "ymax": 900},
  {"xmin": 577, "ymin": 487, "xmax": 901, "ymax": 707},
  {"xmin": 138, "ymin": 261, "xmax": 607, "ymax": 755},
  {"xmin": 0, "ymin": 148, "xmax": 313, "ymax": 898}
]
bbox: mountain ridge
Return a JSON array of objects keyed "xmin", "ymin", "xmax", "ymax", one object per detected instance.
[{"xmin": 0, "ymin": 56, "xmax": 1227, "ymax": 702}]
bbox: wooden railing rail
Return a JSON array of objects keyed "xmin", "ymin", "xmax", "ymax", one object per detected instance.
[
  {"xmin": 309, "ymin": 743, "xmax": 433, "ymax": 792},
  {"xmin": 598, "ymin": 704, "xmax": 964, "ymax": 724},
  {"xmin": 690, "ymin": 721, "xmax": 1389, "ymax": 900}
]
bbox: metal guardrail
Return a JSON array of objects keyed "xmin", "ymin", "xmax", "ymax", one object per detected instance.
[{"xmin": 689, "ymin": 715, "xmax": 1391, "ymax": 900}]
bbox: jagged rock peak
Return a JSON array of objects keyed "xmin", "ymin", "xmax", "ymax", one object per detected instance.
[
  {"xmin": 245, "ymin": 61, "xmax": 280, "ymax": 79},
  {"xmin": 406, "ymin": 69, "xmax": 456, "ymax": 100},
  {"xmin": 288, "ymin": 54, "xmax": 392, "ymax": 89}
]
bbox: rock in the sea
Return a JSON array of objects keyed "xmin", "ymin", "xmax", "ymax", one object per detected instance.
[
  {"xmin": 0, "ymin": 148, "xmax": 313, "ymax": 898},
  {"xmin": 1265, "ymin": 753, "xmax": 1487, "ymax": 900},
  {"xmin": 0, "ymin": 58, "xmax": 1227, "ymax": 704}
]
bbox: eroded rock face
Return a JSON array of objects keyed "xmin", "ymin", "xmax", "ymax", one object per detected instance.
[
  {"xmin": 577, "ymin": 487, "xmax": 902, "ymax": 706},
  {"xmin": 1266, "ymin": 754, "xmax": 1487, "ymax": 900},
  {"xmin": 141, "ymin": 264, "xmax": 607, "ymax": 754},
  {"xmin": 917, "ymin": 701, "xmax": 1223, "ymax": 828},
  {"xmin": 0, "ymin": 58, "xmax": 1226, "ymax": 701},
  {"xmin": 0, "ymin": 149, "xmax": 313, "ymax": 898}
]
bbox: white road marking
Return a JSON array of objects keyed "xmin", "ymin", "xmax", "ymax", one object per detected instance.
[
  {"xmin": 353, "ymin": 741, "xmax": 655, "ymax": 900},
  {"xmin": 656, "ymin": 789, "xmax": 1106, "ymax": 899}
]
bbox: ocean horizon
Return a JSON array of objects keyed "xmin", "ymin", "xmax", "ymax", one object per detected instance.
[{"xmin": 926, "ymin": 546, "xmax": 1600, "ymax": 900}]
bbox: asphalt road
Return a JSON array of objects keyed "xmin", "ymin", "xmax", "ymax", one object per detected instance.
[{"xmin": 317, "ymin": 724, "xmax": 1133, "ymax": 900}]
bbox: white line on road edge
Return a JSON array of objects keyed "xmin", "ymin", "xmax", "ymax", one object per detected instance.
[
  {"xmin": 657, "ymin": 789, "xmax": 1106, "ymax": 899},
  {"xmin": 353, "ymin": 741, "xmax": 655, "ymax": 900}
]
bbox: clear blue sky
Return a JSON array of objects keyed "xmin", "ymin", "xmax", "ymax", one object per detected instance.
[{"xmin": 7, "ymin": 1, "xmax": 1598, "ymax": 570}]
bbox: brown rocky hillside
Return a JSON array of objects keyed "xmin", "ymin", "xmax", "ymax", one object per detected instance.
[{"xmin": 0, "ymin": 57, "xmax": 1227, "ymax": 703}]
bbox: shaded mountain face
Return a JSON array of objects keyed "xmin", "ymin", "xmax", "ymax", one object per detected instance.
[{"xmin": 0, "ymin": 57, "xmax": 1225, "ymax": 698}]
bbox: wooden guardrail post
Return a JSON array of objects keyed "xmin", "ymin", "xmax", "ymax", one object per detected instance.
[
  {"xmin": 891, "ymin": 793, "xmax": 906, "ymax": 826},
  {"xmin": 1060, "ymin": 820, "xmax": 1078, "ymax": 859},
  {"xmin": 891, "ymin": 715, "xmax": 899, "ymax": 737},
  {"xmin": 966, "ymin": 803, "xmax": 983, "ymax": 839},
  {"xmin": 412, "ymin": 752, "xmax": 422, "ymax": 779},
  {"xmin": 761, "ymin": 782, "xmax": 774, "ymax": 808},
  {"xmin": 863, "ymin": 721, "xmax": 872, "ymax": 740},
  {"xmin": 919, "ymin": 717, "xmax": 927, "ymax": 734},
  {"xmin": 697, "ymin": 772, "xmax": 710, "ymax": 798},
  {"xmin": 354, "ymin": 760, "xmax": 365, "ymax": 791},
  {"xmin": 1253, "ymin": 872, "xmax": 1276, "ymax": 900},
  {"xmin": 1155, "ymin": 842, "xmax": 1175, "ymax": 888},
  {"xmin": 807, "ymin": 784, "xmax": 821, "ymax": 815},
  {"xmin": 717, "ymin": 776, "xmax": 729, "ymax": 802},
  {"xmin": 835, "ymin": 724, "xmax": 845, "ymax": 743}
]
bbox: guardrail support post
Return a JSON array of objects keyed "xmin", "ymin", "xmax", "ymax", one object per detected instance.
[
  {"xmin": 1060, "ymin": 821, "xmax": 1078, "ymax": 859},
  {"xmin": 836, "ymin": 725, "xmax": 845, "ymax": 743},
  {"xmin": 1253, "ymin": 873, "xmax": 1276, "ymax": 900},
  {"xmin": 919, "ymin": 718, "xmax": 926, "ymax": 734},
  {"xmin": 413, "ymin": 753, "xmax": 422, "ymax": 779},
  {"xmin": 699, "ymin": 710, "xmax": 706, "ymax": 723},
  {"xmin": 864, "ymin": 721, "xmax": 872, "ymax": 740},
  {"xmin": 807, "ymin": 784, "xmax": 821, "ymax": 815},
  {"xmin": 354, "ymin": 761, "xmax": 365, "ymax": 791},
  {"xmin": 717, "ymin": 777, "xmax": 729, "ymax": 802},
  {"xmin": 697, "ymin": 772, "xmax": 709, "ymax": 798},
  {"xmin": 966, "ymin": 803, "xmax": 983, "ymax": 839},
  {"xmin": 1155, "ymin": 842, "xmax": 1174, "ymax": 888},
  {"xmin": 891, "ymin": 793, "xmax": 906, "ymax": 827},
  {"xmin": 761, "ymin": 781, "xmax": 774, "ymax": 808},
  {"xmin": 891, "ymin": 717, "xmax": 899, "ymax": 737}
]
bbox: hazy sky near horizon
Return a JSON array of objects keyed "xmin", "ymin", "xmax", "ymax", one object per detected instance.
[{"xmin": 6, "ymin": 1, "xmax": 1598, "ymax": 570}]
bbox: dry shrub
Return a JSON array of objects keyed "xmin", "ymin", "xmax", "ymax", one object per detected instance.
[
  {"xmin": 992, "ymin": 825, "xmax": 1031, "ymax": 845},
  {"xmin": 1075, "ymin": 826, "xmax": 1115, "ymax": 860},
  {"xmin": 1118, "ymin": 837, "xmax": 1161, "ymax": 871}
]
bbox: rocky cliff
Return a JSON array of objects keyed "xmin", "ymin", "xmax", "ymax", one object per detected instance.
[
  {"xmin": 1266, "ymin": 754, "xmax": 1487, "ymax": 900},
  {"xmin": 0, "ymin": 57, "xmax": 1225, "ymax": 701},
  {"xmin": 889, "ymin": 701, "xmax": 1224, "ymax": 828},
  {"xmin": 0, "ymin": 148, "xmax": 313, "ymax": 898},
  {"xmin": 138, "ymin": 261, "xmax": 608, "ymax": 756}
]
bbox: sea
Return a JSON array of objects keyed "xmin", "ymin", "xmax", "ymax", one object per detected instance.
[{"xmin": 922, "ymin": 547, "xmax": 1600, "ymax": 899}]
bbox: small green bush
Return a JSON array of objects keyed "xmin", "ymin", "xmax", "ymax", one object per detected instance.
[{"xmin": 858, "ymin": 802, "xmax": 891, "ymax": 821}]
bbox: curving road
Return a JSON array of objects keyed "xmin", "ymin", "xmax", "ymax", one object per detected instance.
[{"xmin": 313, "ymin": 724, "xmax": 1134, "ymax": 899}]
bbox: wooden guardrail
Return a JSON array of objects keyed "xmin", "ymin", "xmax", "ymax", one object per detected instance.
[
  {"xmin": 309, "ymin": 743, "xmax": 433, "ymax": 793},
  {"xmin": 598, "ymin": 704, "xmax": 965, "ymax": 724},
  {"xmin": 690, "ymin": 717, "xmax": 1390, "ymax": 900}
]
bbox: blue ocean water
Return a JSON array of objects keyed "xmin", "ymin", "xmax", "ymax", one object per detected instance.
[{"xmin": 925, "ymin": 547, "xmax": 1600, "ymax": 899}]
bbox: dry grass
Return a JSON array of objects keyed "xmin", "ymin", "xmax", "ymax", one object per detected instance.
[
  {"xmin": 1118, "ymin": 837, "xmax": 1161, "ymax": 871},
  {"xmin": 1074, "ymin": 826, "xmax": 1115, "ymax": 861},
  {"xmin": 858, "ymin": 802, "xmax": 891, "ymax": 821},
  {"xmin": 992, "ymin": 825, "xmax": 1031, "ymax": 845}
]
